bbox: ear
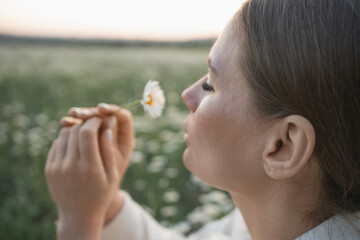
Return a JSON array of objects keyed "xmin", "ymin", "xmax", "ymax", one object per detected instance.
[{"xmin": 262, "ymin": 115, "xmax": 316, "ymax": 180}]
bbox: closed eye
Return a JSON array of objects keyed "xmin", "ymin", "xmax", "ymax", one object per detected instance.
[{"xmin": 202, "ymin": 82, "xmax": 214, "ymax": 92}]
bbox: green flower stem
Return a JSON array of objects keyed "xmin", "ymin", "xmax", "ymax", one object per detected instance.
[
  {"xmin": 120, "ymin": 99, "xmax": 141, "ymax": 109},
  {"xmin": 111, "ymin": 99, "xmax": 142, "ymax": 114}
]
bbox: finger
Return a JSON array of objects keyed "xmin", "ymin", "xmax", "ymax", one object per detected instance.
[
  {"xmin": 64, "ymin": 123, "xmax": 81, "ymax": 165},
  {"xmin": 97, "ymin": 103, "xmax": 121, "ymax": 115},
  {"xmin": 54, "ymin": 127, "xmax": 71, "ymax": 165},
  {"xmin": 101, "ymin": 113, "xmax": 117, "ymax": 129},
  {"xmin": 78, "ymin": 117, "xmax": 103, "ymax": 167},
  {"xmin": 68, "ymin": 107, "xmax": 102, "ymax": 120},
  {"xmin": 60, "ymin": 116, "xmax": 83, "ymax": 127},
  {"xmin": 68, "ymin": 107, "xmax": 81, "ymax": 118},
  {"xmin": 99, "ymin": 116, "xmax": 117, "ymax": 181},
  {"xmin": 114, "ymin": 109, "xmax": 135, "ymax": 158},
  {"xmin": 98, "ymin": 103, "xmax": 135, "ymax": 162},
  {"xmin": 45, "ymin": 139, "xmax": 58, "ymax": 174}
]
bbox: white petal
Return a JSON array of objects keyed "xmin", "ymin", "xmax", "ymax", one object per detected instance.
[{"xmin": 141, "ymin": 80, "xmax": 166, "ymax": 118}]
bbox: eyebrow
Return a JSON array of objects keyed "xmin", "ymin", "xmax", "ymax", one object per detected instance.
[{"xmin": 207, "ymin": 57, "xmax": 219, "ymax": 77}]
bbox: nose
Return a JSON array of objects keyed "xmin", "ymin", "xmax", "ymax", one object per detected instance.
[{"xmin": 181, "ymin": 75, "xmax": 207, "ymax": 112}]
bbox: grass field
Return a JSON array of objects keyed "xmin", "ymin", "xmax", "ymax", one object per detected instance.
[{"xmin": 0, "ymin": 42, "xmax": 234, "ymax": 239}]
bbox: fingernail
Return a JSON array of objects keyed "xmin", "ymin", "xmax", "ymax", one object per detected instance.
[
  {"xmin": 99, "ymin": 103, "xmax": 110, "ymax": 110},
  {"xmin": 62, "ymin": 116, "xmax": 73, "ymax": 122},
  {"xmin": 99, "ymin": 103, "xmax": 119, "ymax": 112},
  {"xmin": 69, "ymin": 107, "xmax": 78, "ymax": 115},
  {"xmin": 79, "ymin": 110, "xmax": 90, "ymax": 118},
  {"xmin": 106, "ymin": 129, "xmax": 113, "ymax": 142}
]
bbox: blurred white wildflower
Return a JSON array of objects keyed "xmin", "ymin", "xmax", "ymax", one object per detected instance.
[
  {"xmin": 3, "ymin": 102, "xmax": 24, "ymax": 117},
  {"xmin": 162, "ymin": 140, "xmax": 181, "ymax": 153},
  {"xmin": 12, "ymin": 130, "xmax": 25, "ymax": 145},
  {"xmin": 202, "ymin": 203, "xmax": 220, "ymax": 217},
  {"xmin": 220, "ymin": 202, "xmax": 235, "ymax": 213},
  {"xmin": 44, "ymin": 121, "xmax": 59, "ymax": 141},
  {"xmin": 134, "ymin": 179, "xmax": 146, "ymax": 191},
  {"xmin": 135, "ymin": 137, "xmax": 144, "ymax": 149},
  {"xmin": 199, "ymin": 190, "xmax": 229, "ymax": 204},
  {"xmin": 163, "ymin": 189, "xmax": 180, "ymax": 203},
  {"xmin": 187, "ymin": 208, "xmax": 207, "ymax": 225},
  {"xmin": 140, "ymin": 80, "xmax": 165, "ymax": 118},
  {"xmin": 172, "ymin": 221, "xmax": 191, "ymax": 235},
  {"xmin": 159, "ymin": 130, "xmax": 176, "ymax": 142},
  {"xmin": 160, "ymin": 206, "xmax": 178, "ymax": 217},
  {"xmin": 147, "ymin": 155, "xmax": 167, "ymax": 173},
  {"xmin": 158, "ymin": 178, "xmax": 170, "ymax": 189},
  {"xmin": 165, "ymin": 106, "xmax": 187, "ymax": 127},
  {"xmin": 186, "ymin": 203, "xmax": 222, "ymax": 226},
  {"xmin": 27, "ymin": 127, "xmax": 43, "ymax": 144},
  {"xmin": 146, "ymin": 141, "xmax": 160, "ymax": 153},
  {"xmin": 164, "ymin": 168, "xmax": 179, "ymax": 178},
  {"xmin": 0, "ymin": 122, "xmax": 7, "ymax": 131},
  {"xmin": 160, "ymin": 220, "xmax": 171, "ymax": 227},
  {"xmin": 0, "ymin": 132, "xmax": 7, "ymax": 145},
  {"xmin": 35, "ymin": 113, "xmax": 49, "ymax": 126},
  {"xmin": 133, "ymin": 117, "xmax": 153, "ymax": 133},
  {"xmin": 131, "ymin": 151, "xmax": 144, "ymax": 164},
  {"xmin": 13, "ymin": 115, "xmax": 30, "ymax": 128}
]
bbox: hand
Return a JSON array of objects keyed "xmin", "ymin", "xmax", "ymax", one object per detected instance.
[
  {"xmin": 60, "ymin": 103, "xmax": 135, "ymax": 224},
  {"xmin": 45, "ymin": 116, "xmax": 121, "ymax": 240}
]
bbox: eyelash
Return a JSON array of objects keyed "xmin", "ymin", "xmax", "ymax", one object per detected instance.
[{"xmin": 202, "ymin": 82, "xmax": 214, "ymax": 92}]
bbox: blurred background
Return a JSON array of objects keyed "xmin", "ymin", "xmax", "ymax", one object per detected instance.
[{"xmin": 0, "ymin": 0, "xmax": 244, "ymax": 239}]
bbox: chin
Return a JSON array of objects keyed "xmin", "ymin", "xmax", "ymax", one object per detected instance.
[
  {"xmin": 182, "ymin": 148, "xmax": 201, "ymax": 177},
  {"xmin": 182, "ymin": 148, "xmax": 192, "ymax": 171},
  {"xmin": 182, "ymin": 149, "xmax": 231, "ymax": 192},
  {"xmin": 182, "ymin": 149, "xmax": 212, "ymax": 185}
]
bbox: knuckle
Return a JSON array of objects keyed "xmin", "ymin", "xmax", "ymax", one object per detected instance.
[
  {"xmin": 121, "ymin": 109, "xmax": 133, "ymax": 120},
  {"xmin": 70, "ymin": 123, "xmax": 81, "ymax": 133},
  {"xmin": 46, "ymin": 164, "xmax": 60, "ymax": 179},
  {"xmin": 79, "ymin": 125, "xmax": 95, "ymax": 139},
  {"xmin": 68, "ymin": 107, "xmax": 79, "ymax": 116},
  {"xmin": 113, "ymin": 170, "xmax": 120, "ymax": 181},
  {"xmin": 59, "ymin": 127, "xmax": 70, "ymax": 138},
  {"xmin": 62, "ymin": 162, "xmax": 74, "ymax": 174}
]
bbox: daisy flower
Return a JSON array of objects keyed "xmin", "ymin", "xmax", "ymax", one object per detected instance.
[
  {"xmin": 140, "ymin": 80, "xmax": 165, "ymax": 118},
  {"xmin": 119, "ymin": 80, "xmax": 165, "ymax": 118}
]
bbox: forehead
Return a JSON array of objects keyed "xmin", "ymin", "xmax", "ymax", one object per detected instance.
[{"xmin": 208, "ymin": 20, "xmax": 240, "ymax": 77}]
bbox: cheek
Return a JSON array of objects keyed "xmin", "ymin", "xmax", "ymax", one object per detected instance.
[
  {"xmin": 184, "ymin": 103, "xmax": 235, "ymax": 184},
  {"xmin": 184, "ymin": 97, "xmax": 266, "ymax": 192}
]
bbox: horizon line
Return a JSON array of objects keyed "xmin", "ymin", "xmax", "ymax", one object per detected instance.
[{"xmin": 0, "ymin": 31, "xmax": 219, "ymax": 43}]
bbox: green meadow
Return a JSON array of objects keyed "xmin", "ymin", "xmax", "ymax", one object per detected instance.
[{"xmin": 0, "ymin": 42, "xmax": 234, "ymax": 239}]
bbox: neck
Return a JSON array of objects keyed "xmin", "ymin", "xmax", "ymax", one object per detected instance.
[{"xmin": 229, "ymin": 176, "xmax": 328, "ymax": 240}]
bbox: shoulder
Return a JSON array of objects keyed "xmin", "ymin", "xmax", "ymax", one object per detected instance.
[{"xmin": 296, "ymin": 212, "xmax": 360, "ymax": 240}]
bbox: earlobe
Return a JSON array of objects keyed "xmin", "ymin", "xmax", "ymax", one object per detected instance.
[{"xmin": 263, "ymin": 115, "xmax": 316, "ymax": 180}]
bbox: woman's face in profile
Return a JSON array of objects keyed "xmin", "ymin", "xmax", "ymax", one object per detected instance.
[{"xmin": 181, "ymin": 20, "xmax": 272, "ymax": 193}]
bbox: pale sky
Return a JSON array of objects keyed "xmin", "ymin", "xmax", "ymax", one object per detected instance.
[{"xmin": 0, "ymin": 0, "xmax": 246, "ymax": 41}]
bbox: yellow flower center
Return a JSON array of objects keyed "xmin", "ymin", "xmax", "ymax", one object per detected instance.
[{"xmin": 146, "ymin": 94, "xmax": 153, "ymax": 106}]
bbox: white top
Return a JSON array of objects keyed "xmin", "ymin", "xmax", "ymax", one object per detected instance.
[{"xmin": 102, "ymin": 191, "xmax": 360, "ymax": 240}]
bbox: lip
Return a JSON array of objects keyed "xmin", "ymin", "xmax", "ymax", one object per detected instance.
[
  {"xmin": 184, "ymin": 133, "xmax": 189, "ymax": 142},
  {"xmin": 183, "ymin": 117, "xmax": 190, "ymax": 143}
]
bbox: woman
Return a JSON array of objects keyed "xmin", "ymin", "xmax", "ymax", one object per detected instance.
[{"xmin": 45, "ymin": 0, "xmax": 360, "ymax": 239}]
